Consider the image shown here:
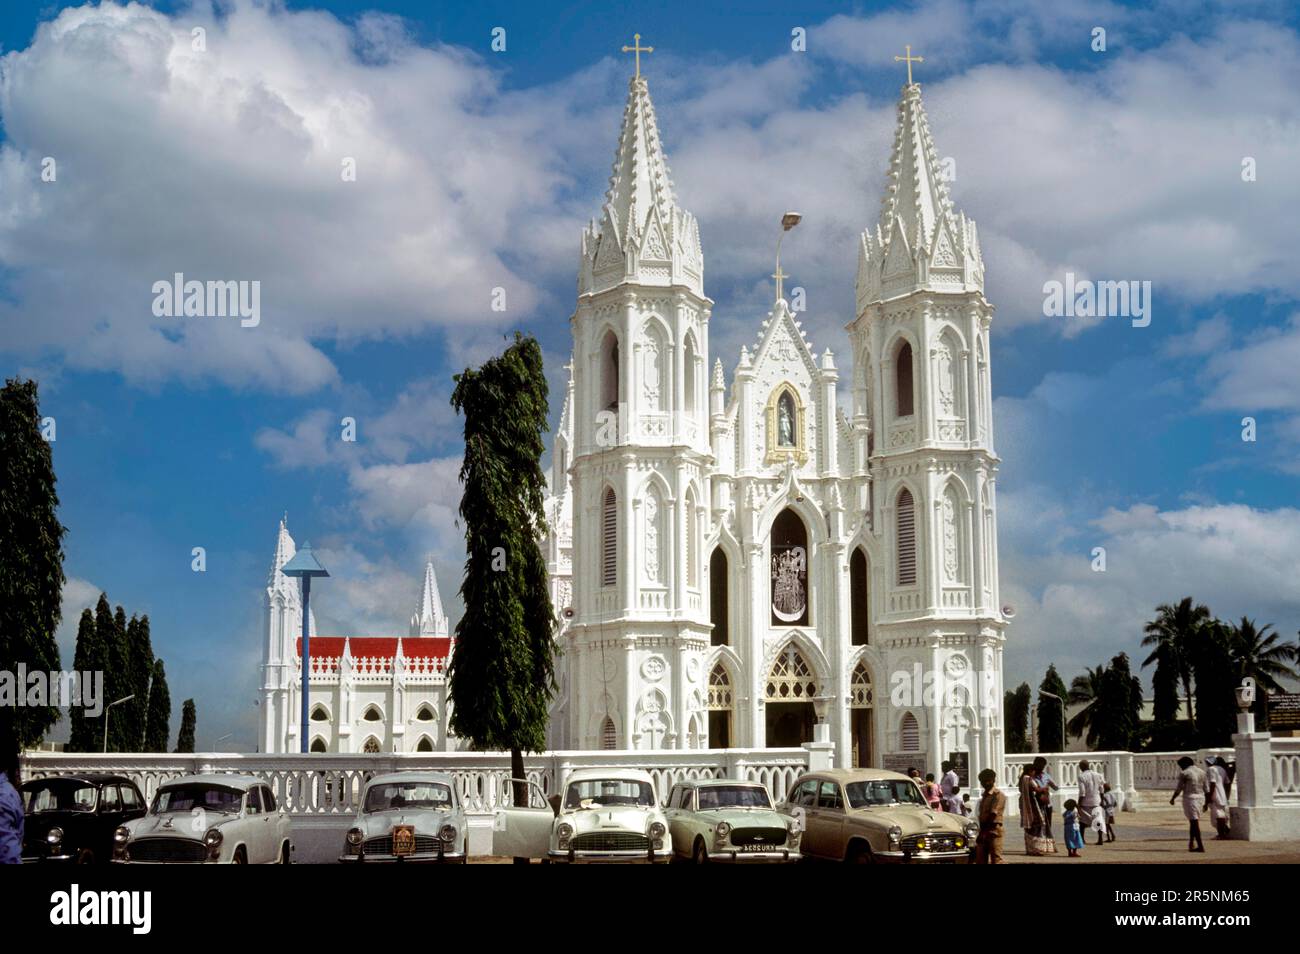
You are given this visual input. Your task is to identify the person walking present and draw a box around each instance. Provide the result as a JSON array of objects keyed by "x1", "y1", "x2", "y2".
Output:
[
  {"x1": 1033, "y1": 760, "x2": 1059, "y2": 840},
  {"x1": 1100, "y1": 783, "x2": 1118, "y2": 842},
  {"x1": 1062, "y1": 799, "x2": 1085, "y2": 857},
  {"x1": 1171, "y1": 756, "x2": 1208, "y2": 853},
  {"x1": 940, "y1": 760, "x2": 962, "y2": 814},
  {"x1": 975, "y1": 768, "x2": 1005, "y2": 864},
  {"x1": 1205, "y1": 757, "x2": 1231, "y2": 839},
  {"x1": 1076, "y1": 760, "x2": 1106, "y2": 846}
]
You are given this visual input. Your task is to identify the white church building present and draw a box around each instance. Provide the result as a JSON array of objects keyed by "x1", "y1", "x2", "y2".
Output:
[
  {"x1": 259, "y1": 520, "x2": 455, "y2": 754},
  {"x1": 542, "y1": 65, "x2": 1007, "y2": 784}
]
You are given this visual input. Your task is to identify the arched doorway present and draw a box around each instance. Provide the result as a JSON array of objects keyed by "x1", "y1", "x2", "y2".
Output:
[
  {"x1": 707, "y1": 662, "x2": 733, "y2": 748},
  {"x1": 709, "y1": 548, "x2": 729, "y2": 645},
  {"x1": 764, "y1": 644, "x2": 816, "y2": 747},
  {"x1": 850, "y1": 660, "x2": 874, "y2": 768},
  {"x1": 770, "y1": 509, "x2": 809, "y2": 626}
]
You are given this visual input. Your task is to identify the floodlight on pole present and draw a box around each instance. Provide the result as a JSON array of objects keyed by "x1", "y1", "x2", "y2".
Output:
[
  {"x1": 773, "y1": 211, "x2": 802, "y2": 303},
  {"x1": 280, "y1": 541, "x2": 330, "y2": 754},
  {"x1": 103, "y1": 694, "x2": 134, "y2": 754},
  {"x1": 1039, "y1": 690, "x2": 1067, "y2": 752}
]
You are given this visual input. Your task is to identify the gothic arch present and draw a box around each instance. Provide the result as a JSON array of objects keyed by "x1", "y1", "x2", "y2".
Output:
[
  {"x1": 769, "y1": 507, "x2": 811, "y2": 626},
  {"x1": 706, "y1": 660, "x2": 735, "y2": 710},
  {"x1": 310, "y1": 736, "x2": 328, "y2": 753},
  {"x1": 685, "y1": 484, "x2": 700, "y2": 590},
  {"x1": 360, "y1": 704, "x2": 384, "y2": 723},
  {"x1": 764, "y1": 641, "x2": 820, "y2": 701},
  {"x1": 639, "y1": 317, "x2": 670, "y2": 413},
  {"x1": 764, "y1": 381, "x2": 808, "y2": 465},
  {"x1": 414, "y1": 735, "x2": 435, "y2": 752},
  {"x1": 596, "y1": 326, "x2": 621, "y2": 412},
  {"x1": 413, "y1": 703, "x2": 436, "y2": 722},
  {"x1": 309, "y1": 703, "x2": 331, "y2": 722},
  {"x1": 362, "y1": 735, "x2": 382, "y2": 753},
  {"x1": 634, "y1": 687, "x2": 674, "y2": 748},
  {"x1": 640, "y1": 480, "x2": 667, "y2": 586},
  {"x1": 934, "y1": 325, "x2": 967, "y2": 422},
  {"x1": 600, "y1": 484, "x2": 618, "y2": 587},
  {"x1": 883, "y1": 330, "x2": 920, "y2": 421},
  {"x1": 892, "y1": 482, "x2": 921, "y2": 587},
  {"x1": 754, "y1": 482, "x2": 827, "y2": 550},
  {"x1": 759, "y1": 633, "x2": 831, "y2": 699},
  {"x1": 683, "y1": 329, "x2": 700, "y2": 416},
  {"x1": 589, "y1": 695, "x2": 620, "y2": 748},
  {"x1": 897, "y1": 710, "x2": 923, "y2": 753},
  {"x1": 939, "y1": 478, "x2": 970, "y2": 586}
]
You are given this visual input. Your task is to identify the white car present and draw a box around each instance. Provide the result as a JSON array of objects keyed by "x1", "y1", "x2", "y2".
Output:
[
  {"x1": 493, "y1": 768, "x2": 672, "y2": 863},
  {"x1": 339, "y1": 771, "x2": 468, "y2": 864},
  {"x1": 114, "y1": 774, "x2": 292, "y2": 864}
]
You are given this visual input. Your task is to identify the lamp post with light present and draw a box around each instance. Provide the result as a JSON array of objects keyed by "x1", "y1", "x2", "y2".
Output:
[
  {"x1": 103, "y1": 695, "x2": 134, "y2": 754},
  {"x1": 280, "y1": 541, "x2": 330, "y2": 754}
]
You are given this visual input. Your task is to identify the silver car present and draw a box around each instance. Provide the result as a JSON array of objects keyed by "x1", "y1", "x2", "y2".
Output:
[
  {"x1": 339, "y1": 772, "x2": 468, "y2": 863},
  {"x1": 114, "y1": 774, "x2": 292, "y2": 864}
]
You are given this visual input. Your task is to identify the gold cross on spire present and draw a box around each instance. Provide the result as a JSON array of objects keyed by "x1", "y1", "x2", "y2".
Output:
[
  {"x1": 622, "y1": 33, "x2": 654, "y2": 79},
  {"x1": 894, "y1": 44, "x2": 924, "y2": 85}
]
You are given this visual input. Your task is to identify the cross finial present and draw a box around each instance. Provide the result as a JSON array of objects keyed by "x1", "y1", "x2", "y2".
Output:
[
  {"x1": 772, "y1": 265, "x2": 788, "y2": 303},
  {"x1": 894, "y1": 44, "x2": 924, "y2": 85},
  {"x1": 622, "y1": 32, "x2": 654, "y2": 79}
]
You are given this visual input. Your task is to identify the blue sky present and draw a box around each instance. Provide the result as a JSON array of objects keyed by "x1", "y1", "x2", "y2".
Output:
[{"x1": 1, "y1": 0, "x2": 1298, "y2": 749}]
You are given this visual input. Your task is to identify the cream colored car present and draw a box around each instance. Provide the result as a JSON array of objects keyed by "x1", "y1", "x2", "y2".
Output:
[{"x1": 778, "y1": 769, "x2": 978, "y2": 863}]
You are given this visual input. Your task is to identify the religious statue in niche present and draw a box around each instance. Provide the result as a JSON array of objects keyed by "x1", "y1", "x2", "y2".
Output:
[
  {"x1": 777, "y1": 391, "x2": 796, "y2": 447},
  {"x1": 771, "y1": 545, "x2": 807, "y2": 623}
]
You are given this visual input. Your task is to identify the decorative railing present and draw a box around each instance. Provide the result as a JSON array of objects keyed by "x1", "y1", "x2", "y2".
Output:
[
  {"x1": 1274, "y1": 739, "x2": 1300, "y2": 802},
  {"x1": 21, "y1": 748, "x2": 811, "y2": 817}
]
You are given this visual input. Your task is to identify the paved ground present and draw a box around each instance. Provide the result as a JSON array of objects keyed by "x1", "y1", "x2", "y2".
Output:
[{"x1": 1003, "y1": 808, "x2": 1300, "y2": 864}]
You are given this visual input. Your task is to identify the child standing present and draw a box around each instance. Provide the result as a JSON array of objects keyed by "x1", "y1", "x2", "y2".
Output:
[
  {"x1": 1062, "y1": 798, "x2": 1085, "y2": 857},
  {"x1": 1101, "y1": 783, "x2": 1118, "y2": 842}
]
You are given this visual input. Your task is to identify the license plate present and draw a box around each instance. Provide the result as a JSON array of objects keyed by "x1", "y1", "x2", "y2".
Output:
[
  {"x1": 739, "y1": 844, "x2": 771, "y2": 852},
  {"x1": 392, "y1": 825, "x2": 416, "y2": 856}
]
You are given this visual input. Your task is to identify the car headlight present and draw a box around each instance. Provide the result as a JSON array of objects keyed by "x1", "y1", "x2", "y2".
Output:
[
  {"x1": 204, "y1": 828, "x2": 223, "y2": 858},
  {"x1": 965, "y1": 823, "x2": 980, "y2": 841},
  {"x1": 439, "y1": 824, "x2": 457, "y2": 844},
  {"x1": 649, "y1": 821, "x2": 666, "y2": 839},
  {"x1": 47, "y1": 827, "x2": 64, "y2": 845},
  {"x1": 888, "y1": 825, "x2": 903, "y2": 846},
  {"x1": 346, "y1": 828, "x2": 364, "y2": 846},
  {"x1": 713, "y1": 821, "x2": 731, "y2": 841},
  {"x1": 114, "y1": 826, "x2": 130, "y2": 845}
]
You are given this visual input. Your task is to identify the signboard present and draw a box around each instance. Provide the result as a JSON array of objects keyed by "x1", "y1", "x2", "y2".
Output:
[
  {"x1": 947, "y1": 751, "x2": 970, "y2": 788},
  {"x1": 1268, "y1": 692, "x2": 1300, "y2": 732},
  {"x1": 882, "y1": 753, "x2": 923, "y2": 776}
]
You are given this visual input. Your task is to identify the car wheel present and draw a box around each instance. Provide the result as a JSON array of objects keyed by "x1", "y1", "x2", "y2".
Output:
[
  {"x1": 76, "y1": 849, "x2": 95, "y2": 864},
  {"x1": 232, "y1": 848, "x2": 247, "y2": 865},
  {"x1": 846, "y1": 841, "x2": 874, "y2": 864},
  {"x1": 692, "y1": 838, "x2": 709, "y2": 864}
]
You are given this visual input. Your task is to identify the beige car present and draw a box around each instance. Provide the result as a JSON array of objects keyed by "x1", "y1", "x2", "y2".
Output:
[{"x1": 778, "y1": 769, "x2": 978, "y2": 863}]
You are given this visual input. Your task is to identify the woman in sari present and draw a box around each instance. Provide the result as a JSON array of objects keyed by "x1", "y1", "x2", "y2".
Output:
[{"x1": 1019, "y1": 758, "x2": 1047, "y2": 853}]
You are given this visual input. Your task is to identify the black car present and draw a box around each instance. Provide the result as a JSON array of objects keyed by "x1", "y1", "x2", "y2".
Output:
[{"x1": 21, "y1": 775, "x2": 148, "y2": 863}]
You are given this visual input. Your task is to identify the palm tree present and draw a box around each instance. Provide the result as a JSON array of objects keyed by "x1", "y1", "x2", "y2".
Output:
[
  {"x1": 1142, "y1": 597, "x2": 1210, "y2": 726},
  {"x1": 1067, "y1": 665, "x2": 1105, "y2": 747},
  {"x1": 1227, "y1": 618, "x2": 1300, "y2": 725}
]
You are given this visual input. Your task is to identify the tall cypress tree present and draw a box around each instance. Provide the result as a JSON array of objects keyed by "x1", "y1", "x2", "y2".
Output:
[
  {"x1": 448, "y1": 333, "x2": 556, "y2": 829},
  {"x1": 1192, "y1": 621, "x2": 1238, "y2": 747},
  {"x1": 105, "y1": 604, "x2": 133, "y2": 751},
  {"x1": 175, "y1": 698, "x2": 196, "y2": 753},
  {"x1": 89, "y1": 594, "x2": 117, "y2": 751},
  {"x1": 1095, "y1": 652, "x2": 1143, "y2": 751},
  {"x1": 126, "y1": 614, "x2": 155, "y2": 751},
  {"x1": 0, "y1": 378, "x2": 66, "y2": 751},
  {"x1": 1003, "y1": 682, "x2": 1032, "y2": 753},
  {"x1": 1037, "y1": 665, "x2": 1069, "y2": 752},
  {"x1": 67, "y1": 609, "x2": 98, "y2": 752},
  {"x1": 144, "y1": 659, "x2": 171, "y2": 753}
]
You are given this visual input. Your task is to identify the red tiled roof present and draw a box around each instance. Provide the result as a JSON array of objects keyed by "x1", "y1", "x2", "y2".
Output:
[{"x1": 296, "y1": 636, "x2": 451, "y2": 660}]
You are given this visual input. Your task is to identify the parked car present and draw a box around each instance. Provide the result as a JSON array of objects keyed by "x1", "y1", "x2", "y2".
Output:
[
  {"x1": 21, "y1": 775, "x2": 148, "y2": 864},
  {"x1": 339, "y1": 771, "x2": 468, "y2": 863},
  {"x1": 113, "y1": 774, "x2": 292, "y2": 864},
  {"x1": 493, "y1": 768, "x2": 672, "y2": 863},
  {"x1": 665, "y1": 778, "x2": 801, "y2": 863},
  {"x1": 778, "y1": 769, "x2": 978, "y2": 863}
]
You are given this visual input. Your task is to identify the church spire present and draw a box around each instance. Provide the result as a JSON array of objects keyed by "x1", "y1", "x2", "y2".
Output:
[
  {"x1": 411, "y1": 560, "x2": 448, "y2": 639},
  {"x1": 579, "y1": 45, "x2": 703, "y2": 297},
  {"x1": 856, "y1": 81, "x2": 984, "y2": 310}
]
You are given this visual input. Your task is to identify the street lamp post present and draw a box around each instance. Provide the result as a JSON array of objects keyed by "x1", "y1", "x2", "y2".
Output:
[
  {"x1": 280, "y1": 541, "x2": 330, "y2": 754},
  {"x1": 103, "y1": 695, "x2": 134, "y2": 754},
  {"x1": 1039, "y1": 690, "x2": 1067, "y2": 753},
  {"x1": 772, "y1": 211, "x2": 802, "y2": 301}
]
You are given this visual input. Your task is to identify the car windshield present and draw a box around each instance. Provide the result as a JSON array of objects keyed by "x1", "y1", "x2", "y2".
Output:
[
  {"x1": 845, "y1": 779, "x2": 928, "y2": 808},
  {"x1": 152, "y1": 784, "x2": 243, "y2": 815},
  {"x1": 364, "y1": 782, "x2": 453, "y2": 813},
  {"x1": 697, "y1": 786, "x2": 772, "y2": 810},
  {"x1": 22, "y1": 780, "x2": 98, "y2": 813},
  {"x1": 564, "y1": 779, "x2": 655, "y2": 809}
]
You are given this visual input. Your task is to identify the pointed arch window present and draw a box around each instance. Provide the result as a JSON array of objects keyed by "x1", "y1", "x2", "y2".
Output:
[
  {"x1": 850, "y1": 548, "x2": 870, "y2": 645},
  {"x1": 600, "y1": 331, "x2": 619, "y2": 413},
  {"x1": 684, "y1": 334, "x2": 698, "y2": 416},
  {"x1": 310, "y1": 704, "x2": 330, "y2": 722},
  {"x1": 895, "y1": 340, "x2": 914, "y2": 417},
  {"x1": 770, "y1": 508, "x2": 809, "y2": 626},
  {"x1": 709, "y1": 548, "x2": 729, "y2": 646},
  {"x1": 362, "y1": 705, "x2": 383, "y2": 722},
  {"x1": 362, "y1": 736, "x2": 381, "y2": 754},
  {"x1": 310, "y1": 737, "x2": 327, "y2": 753},
  {"x1": 685, "y1": 488, "x2": 698, "y2": 589},
  {"x1": 415, "y1": 736, "x2": 434, "y2": 752},
  {"x1": 601, "y1": 487, "x2": 618, "y2": 587},
  {"x1": 850, "y1": 661, "x2": 874, "y2": 708},
  {"x1": 415, "y1": 704, "x2": 435, "y2": 722},
  {"x1": 707, "y1": 663, "x2": 733, "y2": 749},
  {"x1": 766, "y1": 645, "x2": 817, "y2": 700},
  {"x1": 899, "y1": 712, "x2": 920, "y2": 752},
  {"x1": 896, "y1": 488, "x2": 917, "y2": 586},
  {"x1": 601, "y1": 717, "x2": 617, "y2": 750}
]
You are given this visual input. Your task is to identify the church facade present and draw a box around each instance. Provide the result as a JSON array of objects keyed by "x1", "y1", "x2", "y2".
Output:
[
  {"x1": 542, "y1": 67, "x2": 1007, "y2": 784},
  {"x1": 259, "y1": 520, "x2": 455, "y2": 754}
]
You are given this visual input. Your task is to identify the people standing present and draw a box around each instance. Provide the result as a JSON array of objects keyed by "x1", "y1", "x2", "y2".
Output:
[
  {"x1": 1076, "y1": 759, "x2": 1106, "y2": 846},
  {"x1": 940, "y1": 760, "x2": 962, "y2": 813},
  {"x1": 1033, "y1": 760, "x2": 1059, "y2": 840},
  {"x1": 1170, "y1": 755, "x2": 1208, "y2": 853},
  {"x1": 1019, "y1": 759, "x2": 1048, "y2": 854},
  {"x1": 1100, "y1": 783, "x2": 1118, "y2": 842},
  {"x1": 1062, "y1": 799, "x2": 1084, "y2": 857},
  {"x1": 0, "y1": 732, "x2": 22, "y2": 865},
  {"x1": 922, "y1": 773, "x2": 943, "y2": 811},
  {"x1": 1205, "y1": 757, "x2": 1231, "y2": 839},
  {"x1": 975, "y1": 768, "x2": 1005, "y2": 864}
]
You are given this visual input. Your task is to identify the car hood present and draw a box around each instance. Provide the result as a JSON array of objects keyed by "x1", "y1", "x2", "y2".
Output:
[
  {"x1": 356, "y1": 809, "x2": 454, "y2": 836},
  {"x1": 848, "y1": 805, "x2": 970, "y2": 833},
  {"x1": 697, "y1": 808, "x2": 789, "y2": 828},
  {"x1": 126, "y1": 812, "x2": 239, "y2": 839},
  {"x1": 564, "y1": 805, "x2": 662, "y2": 835}
]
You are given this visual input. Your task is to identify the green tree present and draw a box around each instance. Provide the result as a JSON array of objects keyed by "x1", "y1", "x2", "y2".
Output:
[
  {"x1": 1226, "y1": 617, "x2": 1299, "y2": 729},
  {"x1": 1142, "y1": 597, "x2": 1210, "y2": 727},
  {"x1": 0, "y1": 378, "x2": 67, "y2": 751},
  {"x1": 1067, "y1": 665, "x2": 1106, "y2": 748},
  {"x1": 1095, "y1": 652, "x2": 1143, "y2": 751},
  {"x1": 1037, "y1": 665, "x2": 1069, "y2": 752},
  {"x1": 84, "y1": 594, "x2": 118, "y2": 751},
  {"x1": 1004, "y1": 683, "x2": 1032, "y2": 753},
  {"x1": 447, "y1": 333, "x2": 556, "y2": 829},
  {"x1": 1191, "y1": 621, "x2": 1238, "y2": 747},
  {"x1": 144, "y1": 660, "x2": 171, "y2": 753},
  {"x1": 107, "y1": 605, "x2": 134, "y2": 751},
  {"x1": 175, "y1": 698, "x2": 196, "y2": 753},
  {"x1": 126, "y1": 614, "x2": 155, "y2": 751},
  {"x1": 67, "y1": 609, "x2": 99, "y2": 752},
  {"x1": 1148, "y1": 641, "x2": 1183, "y2": 748}
]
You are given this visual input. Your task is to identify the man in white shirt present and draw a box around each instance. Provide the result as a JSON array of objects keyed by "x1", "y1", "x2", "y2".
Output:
[
  {"x1": 940, "y1": 760, "x2": 962, "y2": 813},
  {"x1": 1076, "y1": 759, "x2": 1107, "y2": 846}
]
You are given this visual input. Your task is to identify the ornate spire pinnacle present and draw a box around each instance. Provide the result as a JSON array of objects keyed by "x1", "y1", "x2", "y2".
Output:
[
  {"x1": 579, "y1": 57, "x2": 703, "y2": 296},
  {"x1": 856, "y1": 81, "x2": 984, "y2": 311},
  {"x1": 269, "y1": 517, "x2": 296, "y2": 591},
  {"x1": 411, "y1": 560, "x2": 448, "y2": 638}
]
